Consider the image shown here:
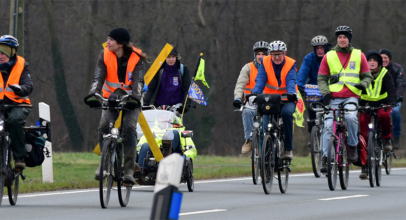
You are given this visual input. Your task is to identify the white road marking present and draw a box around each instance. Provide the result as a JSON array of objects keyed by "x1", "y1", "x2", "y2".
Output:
[
  {"x1": 179, "y1": 209, "x2": 227, "y2": 216},
  {"x1": 318, "y1": 194, "x2": 369, "y2": 201}
]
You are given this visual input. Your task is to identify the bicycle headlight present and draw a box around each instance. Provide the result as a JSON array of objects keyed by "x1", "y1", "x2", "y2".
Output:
[
  {"x1": 268, "y1": 123, "x2": 272, "y2": 128},
  {"x1": 253, "y1": 122, "x2": 259, "y2": 128},
  {"x1": 111, "y1": 128, "x2": 119, "y2": 135},
  {"x1": 0, "y1": 125, "x2": 3, "y2": 131},
  {"x1": 368, "y1": 123, "x2": 373, "y2": 129}
]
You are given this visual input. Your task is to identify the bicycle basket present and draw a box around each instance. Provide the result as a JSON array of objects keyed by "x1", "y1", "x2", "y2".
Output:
[{"x1": 256, "y1": 94, "x2": 281, "y2": 115}]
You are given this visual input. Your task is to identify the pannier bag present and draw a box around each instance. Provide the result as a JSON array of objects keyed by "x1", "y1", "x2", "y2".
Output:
[
  {"x1": 256, "y1": 94, "x2": 281, "y2": 115},
  {"x1": 25, "y1": 130, "x2": 50, "y2": 167}
]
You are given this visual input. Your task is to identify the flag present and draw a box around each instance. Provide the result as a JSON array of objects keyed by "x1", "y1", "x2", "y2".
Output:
[
  {"x1": 194, "y1": 58, "x2": 209, "y2": 88},
  {"x1": 293, "y1": 92, "x2": 306, "y2": 127},
  {"x1": 188, "y1": 82, "x2": 207, "y2": 106}
]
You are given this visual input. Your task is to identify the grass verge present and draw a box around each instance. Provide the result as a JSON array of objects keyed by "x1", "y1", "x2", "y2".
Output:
[{"x1": 7, "y1": 152, "x2": 406, "y2": 194}]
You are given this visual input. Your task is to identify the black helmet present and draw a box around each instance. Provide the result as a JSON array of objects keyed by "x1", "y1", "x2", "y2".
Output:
[
  {"x1": 335, "y1": 25, "x2": 352, "y2": 37},
  {"x1": 366, "y1": 50, "x2": 383, "y2": 66},
  {"x1": 0, "y1": 35, "x2": 19, "y2": 52}
]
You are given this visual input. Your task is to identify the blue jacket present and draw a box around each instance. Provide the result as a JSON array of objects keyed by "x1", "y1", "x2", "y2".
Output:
[
  {"x1": 252, "y1": 58, "x2": 297, "y2": 94},
  {"x1": 297, "y1": 52, "x2": 321, "y2": 88}
]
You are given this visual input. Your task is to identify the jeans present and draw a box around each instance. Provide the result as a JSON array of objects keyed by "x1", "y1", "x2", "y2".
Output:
[
  {"x1": 5, "y1": 107, "x2": 31, "y2": 159},
  {"x1": 137, "y1": 130, "x2": 182, "y2": 170},
  {"x1": 242, "y1": 108, "x2": 256, "y2": 140},
  {"x1": 392, "y1": 102, "x2": 401, "y2": 137},
  {"x1": 263, "y1": 102, "x2": 296, "y2": 151},
  {"x1": 322, "y1": 97, "x2": 358, "y2": 157}
]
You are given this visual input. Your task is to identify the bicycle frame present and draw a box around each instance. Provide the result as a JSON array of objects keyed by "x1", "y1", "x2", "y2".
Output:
[{"x1": 331, "y1": 107, "x2": 350, "y2": 168}]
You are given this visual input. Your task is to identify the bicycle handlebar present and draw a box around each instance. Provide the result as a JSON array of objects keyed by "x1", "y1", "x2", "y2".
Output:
[
  {"x1": 0, "y1": 103, "x2": 32, "y2": 110},
  {"x1": 358, "y1": 103, "x2": 395, "y2": 112}
]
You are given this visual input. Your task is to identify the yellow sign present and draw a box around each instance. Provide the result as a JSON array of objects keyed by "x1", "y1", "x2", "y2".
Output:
[
  {"x1": 144, "y1": 43, "x2": 173, "y2": 85},
  {"x1": 138, "y1": 111, "x2": 164, "y2": 161}
]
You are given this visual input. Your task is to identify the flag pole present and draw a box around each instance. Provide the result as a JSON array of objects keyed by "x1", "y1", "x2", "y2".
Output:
[{"x1": 181, "y1": 53, "x2": 203, "y2": 121}]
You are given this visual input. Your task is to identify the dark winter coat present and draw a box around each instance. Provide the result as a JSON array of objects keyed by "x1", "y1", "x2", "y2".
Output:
[{"x1": 385, "y1": 61, "x2": 405, "y2": 99}]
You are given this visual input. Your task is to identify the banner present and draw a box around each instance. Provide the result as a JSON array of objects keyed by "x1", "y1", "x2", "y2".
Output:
[
  {"x1": 293, "y1": 92, "x2": 305, "y2": 127},
  {"x1": 304, "y1": 84, "x2": 323, "y2": 102},
  {"x1": 188, "y1": 82, "x2": 208, "y2": 106},
  {"x1": 194, "y1": 58, "x2": 209, "y2": 88}
]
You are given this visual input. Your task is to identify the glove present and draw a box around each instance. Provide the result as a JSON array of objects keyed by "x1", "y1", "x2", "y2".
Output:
[
  {"x1": 9, "y1": 84, "x2": 22, "y2": 94},
  {"x1": 323, "y1": 94, "x2": 332, "y2": 106},
  {"x1": 287, "y1": 93, "x2": 298, "y2": 102},
  {"x1": 84, "y1": 93, "x2": 101, "y2": 108},
  {"x1": 143, "y1": 84, "x2": 148, "y2": 93},
  {"x1": 397, "y1": 96, "x2": 403, "y2": 103},
  {"x1": 124, "y1": 95, "x2": 140, "y2": 110},
  {"x1": 353, "y1": 83, "x2": 365, "y2": 91},
  {"x1": 233, "y1": 99, "x2": 242, "y2": 108}
]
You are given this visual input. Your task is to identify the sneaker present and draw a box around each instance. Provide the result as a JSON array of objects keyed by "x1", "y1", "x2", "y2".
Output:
[
  {"x1": 384, "y1": 139, "x2": 393, "y2": 152},
  {"x1": 123, "y1": 175, "x2": 135, "y2": 185},
  {"x1": 320, "y1": 156, "x2": 327, "y2": 173},
  {"x1": 284, "y1": 150, "x2": 293, "y2": 160},
  {"x1": 15, "y1": 159, "x2": 26, "y2": 170},
  {"x1": 241, "y1": 140, "x2": 252, "y2": 154},
  {"x1": 359, "y1": 165, "x2": 367, "y2": 179},
  {"x1": 94, "y1": 166, "x2": 101, "y2": 180},
  {"x1": 393, "y1": 136, "x2": 400, "y2": 150},
  {"x1": 348, "y1": 146, "x2": 358, "y2": 163}
]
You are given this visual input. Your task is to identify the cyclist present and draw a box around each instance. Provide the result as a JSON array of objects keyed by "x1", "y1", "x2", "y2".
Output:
[
  {"x1": 358, "y1": 50, "x2": 396, "y2": 178},
  {"x1": 84, "y1": 27, "x2": 147, "y2": 185},
  {"x1": 144, "y1": 46, "x2": 193, "y2": 113},
  {"x1": 297, "y1": 35, "x2": 331, "y2": 141},
  {"x1": 318, "y1": 25, "x2": 372, "y2": 172},
  {"x1": 137, "y1": 112, "x2": 197, "y2": 175},
  {"x1": 379, "y1": 49, "x2": 405, "y2": 150},
  {"x1": 0, "y1": 35, "x2": 33, "y2": 170},
  {"x1": 251, "y1": 40, "x2": 298, "y2": 159},
  {"x1": 233, "y1": 41, "x2": 269, "y2": 153}
]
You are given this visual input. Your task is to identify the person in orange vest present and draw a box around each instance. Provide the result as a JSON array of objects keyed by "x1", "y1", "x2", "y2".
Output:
[
  {"x1": 0, "y1": 35, "x2": 33, "y2": 170},
  {"x1": 251, "y1": 40, "x2": 298, "y2": 159},
  {"x1": 84, "y1": 27, "x2": 148, "y2": 185},
  {"x1": 233, "y1": 41, "x2": 269, "y2": 153}
]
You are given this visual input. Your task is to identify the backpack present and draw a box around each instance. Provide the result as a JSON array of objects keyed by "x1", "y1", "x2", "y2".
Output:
[{"x1": 25, "y1": 130, "x2": 50, "y2": 167}]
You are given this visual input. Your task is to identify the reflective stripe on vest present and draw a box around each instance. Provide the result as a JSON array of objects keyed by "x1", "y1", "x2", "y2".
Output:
[
  {"x1": 0, "y1": 56, "x2": 31, "y2": 104},
  {"x1": 243, "y1": 62, "x2": 258, "y2": 95},
  {"x1": 262, "y1": 55, "x2": 296, "y2": 95},
  {"x1": 361, "y1": 67, "x2": 388, "y2": 101},
  {"x1": 326, "y1": 49, "x2": 362, "y2": 96},
  {"x1": 102, "y1": 47, "x2": 141, "y2": 98}
]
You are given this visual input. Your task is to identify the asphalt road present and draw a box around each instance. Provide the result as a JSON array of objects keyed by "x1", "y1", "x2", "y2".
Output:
[{"x1": 1, "y1": 168, "x2": 405, "y2": 220}]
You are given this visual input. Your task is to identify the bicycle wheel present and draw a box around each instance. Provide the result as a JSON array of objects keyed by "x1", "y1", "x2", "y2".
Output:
[
  {"x1": 310, "y1": 126, "x2": 322, "y2": 178},
  {"x1": 384, "y1": 152, "x2": 392, "y2": 175},
  {"x1": 367, "y1": 132, "x2": 375, "y2": 187},
  {"x1": 0, "y1": 143, "x2": 4, "y2": 206},
  {"x1": 185, "y1": 159, "x2": 194, "y2": 192},
  {"x1": 375, "y1": 143, "x2": 382, "y2": 187},
  {"x1": 327, "y1": 136, "x2": 338, "y2": 191},
  {"x1": 100, "y1": 139, "x2": 113, "y2": 209},
  {"x1": 8, "y1": 151, "x2": 19, "y2": 205},
  {"x1": 117, "y1": 147, "x2": 131, "y2": 207},
  {"x1": 251, "y1": 130, "x2": 260, "y2": 185},
  {"x1": 277, "y1": 139, "x2": 288, "y2": 193},
  {"x1": 260, "y1": 134, "x2": 274, "y2": 194},
  {"x1": 339, "y1": 136, "x2": 349, "y2": 190}
]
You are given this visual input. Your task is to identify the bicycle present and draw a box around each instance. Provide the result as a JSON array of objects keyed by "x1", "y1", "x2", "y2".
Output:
[
  {"x1": 254, "y1": 93, "x2": 294, "y2": 194},
  {"x1": 313, "y1": 102, "x2": 358, "y2": 191},
  {"x1": 93, "y1": 92, "x2": 133, "y2": 209},
  {"x1": 0, "y1": 103, "x2": 50, "y2": 206}
]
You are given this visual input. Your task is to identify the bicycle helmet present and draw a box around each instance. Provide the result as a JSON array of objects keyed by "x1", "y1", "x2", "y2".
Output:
[
  {"x1": 335, "y1": 25, "x2": 352, "y2": 37},
  {"x1": 311, "y1": 35, "x2": 328, "y2": 46},
  {"x1": 0, "y1": 35, "x2": 19, "y2": 50},
  {"x1": 268, "y1": 40, "x2": 287, "y2": 52},
  {"x1": 253, "y1": 41, "x2": 269, "y2": 52}
]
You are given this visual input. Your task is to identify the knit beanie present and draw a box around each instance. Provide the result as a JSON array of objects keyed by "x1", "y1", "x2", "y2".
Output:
[
  {"x1": 108, "y1": 27, "x2": 130, "y2": 44},
  {"x1": 169, "y1": 47, "x2": 179, "y2": 56},
  {"x1": 254, "y1": 49, "x2": 268, "y2": 55},
  {"x1": 379, "y1": 48, "x2": 392, "y2": 61},
  {"x1": 0, "y1": 44, "x2": 15, "y2": 58},
  {"x1": 366, "y1": 50, "x2": 383, "y2": 66},
  {"x1": 336, "y1": 32, "x2": 352, "y2": 43}
]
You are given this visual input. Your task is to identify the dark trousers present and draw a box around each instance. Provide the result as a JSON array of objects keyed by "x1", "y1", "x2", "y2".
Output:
[{"x1": 5, "y1": 107, "x2": 31, "y2": 159}]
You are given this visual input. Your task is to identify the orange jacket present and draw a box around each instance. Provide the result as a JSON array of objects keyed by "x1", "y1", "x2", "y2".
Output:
[
  {"x1": 0, "y1": 55, "x2": 31, "y2": 104},
  {"x1": 262, "y1": 56, "x2": 297, "y2": 96},
  {"x1": 102, "y1": 47, "x2": 141, "y2": 98},
  {"x1": 243, "y1": 62, "x2": 258, "y2": 95}
]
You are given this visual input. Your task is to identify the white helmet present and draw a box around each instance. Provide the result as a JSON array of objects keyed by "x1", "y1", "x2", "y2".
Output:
[
  {"x1": 311, "y1": 35, "x2": 328, "y2": 46},
  {"x1": 268, "y1": 40, "x2": 287, "y2": 52},
  {"x1": 253, "y1": 41, "x2": 269, "y2": 51}
]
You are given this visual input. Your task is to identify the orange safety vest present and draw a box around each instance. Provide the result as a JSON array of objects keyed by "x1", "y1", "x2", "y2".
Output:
[
  {"x1": 243, "y1": 62, "x2": 258, "y2": 95},
  {"x1": 0, "y1": 55, "x2": 31, "y2": 104},
  {"x1": 262, "y1": 55, "x2": 297, "y2": 98},
  {"x1": 102, "y1": 47, "x2": 141, "y2": 98}
]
